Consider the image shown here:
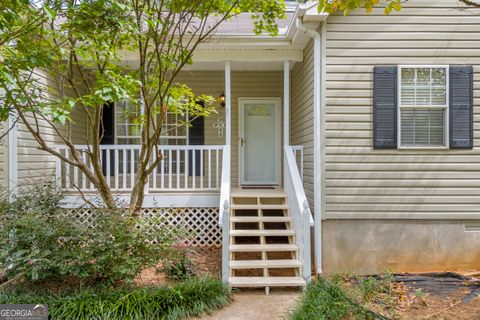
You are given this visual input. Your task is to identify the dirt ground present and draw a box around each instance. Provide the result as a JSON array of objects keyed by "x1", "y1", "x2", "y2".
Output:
[
  {"x1": 341, "y1": 272, "x2": 480, "y2": 320},
  {"x1": 135, "y1": 246, "x2": 221, "y2": 286},
  {"x1": 394, "y1": 274, "x2": 480, "y2": 319}
]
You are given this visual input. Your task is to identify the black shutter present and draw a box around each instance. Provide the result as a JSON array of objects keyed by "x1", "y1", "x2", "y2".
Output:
[
  {"x1": 100, "y1": 102, "x2": 115, "y2": 176},
  {"x1": 188, "y1": 113, "x2": 205, "y2": 177},
  {"x1": 373, "y1": 66, "x2": 397, "y2": 149},
  {"x1": 450, "y1": 65, "x2": 473, "y2": 149}
]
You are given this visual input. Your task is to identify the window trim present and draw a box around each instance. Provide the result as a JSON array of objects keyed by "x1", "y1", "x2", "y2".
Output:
[{"x1": 397, "y1": 65, "x2": 450, "y2": 150}]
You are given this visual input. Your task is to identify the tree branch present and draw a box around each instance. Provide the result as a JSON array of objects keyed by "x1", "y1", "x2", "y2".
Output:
[{"x1": 460, "y1": 0, "x2": 480, "y2": 7}]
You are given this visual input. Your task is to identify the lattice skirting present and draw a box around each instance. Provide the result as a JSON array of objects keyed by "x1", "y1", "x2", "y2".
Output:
[{"x1": 65, "y1": 207, "x2": 221, "y2": 247}]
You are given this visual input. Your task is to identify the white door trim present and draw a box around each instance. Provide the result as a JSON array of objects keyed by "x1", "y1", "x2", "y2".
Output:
[{"x1": 238, "y1": 97, "x2": 282, "y2": 186}]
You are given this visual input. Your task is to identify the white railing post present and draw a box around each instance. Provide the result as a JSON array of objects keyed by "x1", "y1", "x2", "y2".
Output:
[
  {"x1": 218, "y1": 145, "x2": 231, "y2": 225},
  {"x1": 218, "y1": 144, "x2": 231, "y2": 283},
  {"x1": 221, "y1": 199, "x2": 230, "y2": 283},
  {"x1": 302, "y1": 200, "x2": 312, "y2": 280}
]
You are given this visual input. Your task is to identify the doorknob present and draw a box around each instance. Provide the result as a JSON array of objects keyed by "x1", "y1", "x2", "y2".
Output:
[{"x1": 240, "y1": 137, "x2": 245, "y2": 147}]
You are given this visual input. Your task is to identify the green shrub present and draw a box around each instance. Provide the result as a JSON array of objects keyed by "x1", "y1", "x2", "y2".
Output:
[
  {"x1": 0, "y1": 277, "x2": 230, "y2": 320},
  {"x1": 162, "y1": 252, "x2": 196, "y2": 281},
  {"x1": 0, "y1": 182, "x2": 180, "y2": 284}
]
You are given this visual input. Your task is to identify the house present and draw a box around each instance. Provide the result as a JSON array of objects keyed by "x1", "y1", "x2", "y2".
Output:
[{"x1": 1, "y1": 0, "x2": 480, "y2": 291}]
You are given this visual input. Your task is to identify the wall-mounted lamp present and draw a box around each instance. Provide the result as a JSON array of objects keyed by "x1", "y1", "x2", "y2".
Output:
[{"x1": 219, "y1": 92, "x2": 226, "y2": 107}]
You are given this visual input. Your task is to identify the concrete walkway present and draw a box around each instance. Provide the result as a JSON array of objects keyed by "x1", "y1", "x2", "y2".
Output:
[{"x1": 194, "y1": 289, "x2": 301, "y2": 320}]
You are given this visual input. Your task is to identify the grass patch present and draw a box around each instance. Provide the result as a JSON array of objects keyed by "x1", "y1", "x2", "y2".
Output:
[
  {"x1": 289, "y1": 277, "x2": 391, "y2": 320},
  {"x1": 0, "y1": 277, "x2": 230, "y2": 320}
]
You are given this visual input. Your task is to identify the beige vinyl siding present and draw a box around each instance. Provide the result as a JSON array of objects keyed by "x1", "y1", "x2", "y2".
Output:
[
  {"x1": 17, "y1": 69, "x2": 89, "y2": 189},
  {"x1": 325, "y1": 0, "x2": 480, "y2": 219},
  {"x1": 175, "y1": 71, "x2": 284, "y2": 186},
  {"x1": 291, "y1": 40, "x2": 315, "y2": 209}
]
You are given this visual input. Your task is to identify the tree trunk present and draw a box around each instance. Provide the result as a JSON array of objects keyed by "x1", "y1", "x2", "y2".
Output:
[
  {"x1": 129, "y1": 170, "x2": 148, "y2": 213},
  {"x1": 95, "y1": 177, "x2": 117, "y2": 209},
  {"x1": 77, "y1": 162, "x2": 117, "y2": 209}
]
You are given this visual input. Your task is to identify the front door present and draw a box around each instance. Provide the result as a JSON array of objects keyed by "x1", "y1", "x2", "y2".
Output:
[{"x1": 239, "y1": 98, "x2": 281, "y2": 186}]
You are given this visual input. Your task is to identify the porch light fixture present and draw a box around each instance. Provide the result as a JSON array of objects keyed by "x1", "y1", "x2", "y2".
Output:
[{"x1": 219, "y1": 92, "x2": 226, "y2": 107}]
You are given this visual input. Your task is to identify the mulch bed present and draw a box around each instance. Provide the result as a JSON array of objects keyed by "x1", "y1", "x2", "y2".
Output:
[{"x1": 135, "y1": 246, "x2": 221, "y2": 286}]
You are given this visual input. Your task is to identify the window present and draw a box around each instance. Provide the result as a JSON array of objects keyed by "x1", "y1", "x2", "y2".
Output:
[
  {"x1": 398, "y1": 66, "x2": 449, "y2": 148},
  {"x1": 160, "y1": 112, "x2": 187, "y2": 145},
  {"x1": 115, "y1": 101, "x2": 188, "y2": 145},
  {"x1": 115, "y1": 101, "x2": 141, "y2": 144}
]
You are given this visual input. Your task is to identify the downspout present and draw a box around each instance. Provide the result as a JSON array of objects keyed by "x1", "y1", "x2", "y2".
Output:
[
  {"x1": 7, "y1": 110, "x2": 18, "y2": 202},
  {"x1": 296, "y1": 17, "x2": 323, "y2": 275}
]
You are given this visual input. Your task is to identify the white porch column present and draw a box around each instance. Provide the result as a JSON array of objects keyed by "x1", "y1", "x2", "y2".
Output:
[
  {"x1": 8, "y1": 110, "x2": 18, "y2": 202},
  {"x1": 283, "y1": 60, "x2": 290, "y2": 147},
  {"x1": 225, "y1": 61, "x2": 231, "y2": 147}
]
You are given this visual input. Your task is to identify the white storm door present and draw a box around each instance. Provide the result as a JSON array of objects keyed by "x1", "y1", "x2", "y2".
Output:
[{"x1": 239, "y1": 98, "x2": 281, "y2": 185}]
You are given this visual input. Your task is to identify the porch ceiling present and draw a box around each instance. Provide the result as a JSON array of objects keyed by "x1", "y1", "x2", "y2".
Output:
[
  {"x1": 182, "y1": 60, "x2": 295, "y2": 71},
  {"x1": 192, "y1": 48, "x2": 302, "y2": 63}
]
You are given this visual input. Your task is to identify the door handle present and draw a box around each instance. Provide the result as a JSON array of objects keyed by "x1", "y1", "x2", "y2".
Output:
[{"x1": 241, "y1": 137, "x2": 245, "y2": 147}]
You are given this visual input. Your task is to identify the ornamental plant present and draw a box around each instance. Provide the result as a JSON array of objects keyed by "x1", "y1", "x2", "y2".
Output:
[{"x1": 0, "y1": 181, "x2": 179, "y2": 284}]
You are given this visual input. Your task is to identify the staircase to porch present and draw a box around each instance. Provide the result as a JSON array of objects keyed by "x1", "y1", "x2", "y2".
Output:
[
  {"x1": 227, "y1": 189, "x2": 306, "y2": 293},
  {"x1": 219, "y1": 145, "x2": 312, "y2": 293}
]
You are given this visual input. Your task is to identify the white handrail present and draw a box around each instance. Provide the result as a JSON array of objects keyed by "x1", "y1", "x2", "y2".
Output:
[
  {"x1": 221, "y1": 199, "x2": 230, "y2": 283},
  {"x1": 55, "y1": 144, "x2": 224, "y2": 192},
  {"x1": 284, "y1": 145, "x2": 312, "y2": 282},
  {"x1": 218, "y1": 145, "x2": 231, "y2": 226},
  {"x1": 218, "y1": 145, "x2": 231, "y2": 284},
  {"x1": 291, "y1": 145, "x2": 304, "y2": 182}
]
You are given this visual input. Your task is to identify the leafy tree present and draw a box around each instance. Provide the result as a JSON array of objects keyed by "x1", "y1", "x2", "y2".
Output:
[
  {"x1": 0, "y1": 0, "x2": 285, "y2": 211},
  {"x1": 0, "y1": 1, "x2": 47, "y2": 46},
  {"x1": 318, "y1": 0, "x2": 403, "y2": 15},
  {"x1": 318, "y1": 0, "x2": 480, "y2": 15}
]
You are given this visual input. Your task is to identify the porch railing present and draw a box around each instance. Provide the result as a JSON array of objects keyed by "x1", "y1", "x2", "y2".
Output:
[
  {"x1": 291, "y1": 145, "x2": 304, "y2": 182},
  {"x1": 55, "y1": 145, "x2": 224, "y2": 193},
  {"x1": 284, "y1": 145, "x2": 312, "y2": 281}
]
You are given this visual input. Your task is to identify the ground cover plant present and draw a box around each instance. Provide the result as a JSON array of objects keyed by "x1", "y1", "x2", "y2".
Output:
[
  {"x1": 0, "y1": 277, "x2": 229, "y2": 320},
  {"x1": 289, "y1": 276, "x2": 391, "y2": 320}
]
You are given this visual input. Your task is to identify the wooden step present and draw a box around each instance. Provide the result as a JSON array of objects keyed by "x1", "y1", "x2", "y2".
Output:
[
  {"x1": 230, "y1": 229, "x2": 295, "y2": 237},
  {"x1": 230, "y1": 259, "x2": 302, "y2": 269},
  {"x1": 231, "y1": 216, "x2": 292, "y2": 223},
  {"x1": 231, "y1": 190, "x2": 286, "y2": 198},
  {"x1": 229, "y1": 276, "x2": 306, "y2": 287},
  {"x1": 231, "y1": 204, "x2": 289, "y2": 210},
  {"x1": 229, "y1": 244, "x2": 298, "y2": 252}
]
